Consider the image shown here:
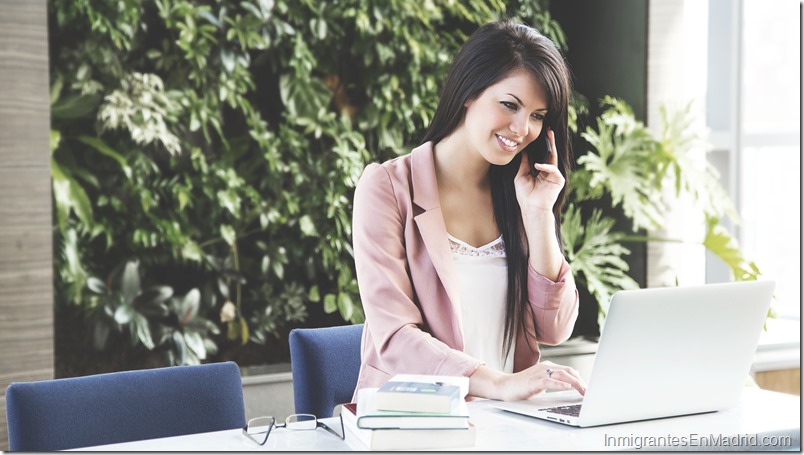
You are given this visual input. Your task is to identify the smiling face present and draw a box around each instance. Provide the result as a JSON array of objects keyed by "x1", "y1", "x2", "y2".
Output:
[{"x1": 459, "y1": 70, "x2": 548, "y2": 166}]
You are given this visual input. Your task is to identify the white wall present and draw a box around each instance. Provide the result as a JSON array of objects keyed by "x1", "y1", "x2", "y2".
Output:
[{"x1": 646, "y1": 0, "x2": 711, "y2": 287}]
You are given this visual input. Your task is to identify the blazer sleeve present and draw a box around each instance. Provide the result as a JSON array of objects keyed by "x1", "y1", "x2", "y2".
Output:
[
  {"x1": 352, "y1": 163, "x2": 482, "y2": 377},
  {"x1": 527, "y1": 259, "x2": 579, "y2": 345}
]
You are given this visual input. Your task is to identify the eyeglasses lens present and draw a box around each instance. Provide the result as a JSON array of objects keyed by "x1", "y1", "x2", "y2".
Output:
[{"x1": 285, "y1": 414, "x2": 318, "y2": 430}]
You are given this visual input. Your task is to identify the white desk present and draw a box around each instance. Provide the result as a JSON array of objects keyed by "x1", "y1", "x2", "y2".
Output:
[{"x1": 75, "y1": 387, "x2": 800, "y2": 451}]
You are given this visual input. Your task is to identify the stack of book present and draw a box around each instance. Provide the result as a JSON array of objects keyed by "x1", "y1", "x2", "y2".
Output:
[{"x1": 340, "y1": 374, "x2": 476, "y2": 450}]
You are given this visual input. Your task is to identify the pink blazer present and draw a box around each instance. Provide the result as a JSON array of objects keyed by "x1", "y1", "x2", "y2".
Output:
[{"x1": 351, "y1": 142, "x2": 579, "y2": 396}]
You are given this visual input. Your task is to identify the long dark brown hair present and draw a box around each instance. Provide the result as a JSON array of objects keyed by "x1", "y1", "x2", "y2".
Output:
[{"x1": 421, "y1": 19, "x2": 573, "y2": 361}]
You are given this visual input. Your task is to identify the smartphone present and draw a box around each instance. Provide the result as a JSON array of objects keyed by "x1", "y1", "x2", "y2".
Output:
[{"x1": 526, "y1": 134, "x2": 551, "y2": 176}]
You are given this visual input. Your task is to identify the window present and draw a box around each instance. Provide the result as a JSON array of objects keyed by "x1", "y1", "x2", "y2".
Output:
[
  {"x1": 703, "y1": 0, "x2": 800, "y2": 323},
  {"x1": 737, "y1": 0, "x2": 800, "y2": 320}
]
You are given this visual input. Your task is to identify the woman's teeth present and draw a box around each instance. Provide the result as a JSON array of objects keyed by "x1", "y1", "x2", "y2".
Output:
[{"x1": 498, "y1": 135, "x2": 517, "y2": 148}]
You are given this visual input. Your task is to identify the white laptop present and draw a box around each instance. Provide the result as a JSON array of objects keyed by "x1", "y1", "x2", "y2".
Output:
[{"x1": 494, "y1": 280, "x2": 775, "y2": 427}]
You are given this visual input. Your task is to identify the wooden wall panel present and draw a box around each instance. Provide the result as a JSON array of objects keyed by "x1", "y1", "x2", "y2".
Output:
[
  {"x1": 0, "y1": 0, "x2": 54, "y2": 450},
  {"x1": 755, "y1": 369, "x2": 801, "y2": 396}
]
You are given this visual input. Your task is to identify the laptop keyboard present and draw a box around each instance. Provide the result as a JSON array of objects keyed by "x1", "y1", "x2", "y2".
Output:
[{"x1": 540, "y1": 404, "x2": 582, "y2": 417}]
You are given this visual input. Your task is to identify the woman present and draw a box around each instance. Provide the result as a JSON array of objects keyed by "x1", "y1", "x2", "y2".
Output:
[{"x1": 352, "y1": 19, "x2": 586, "y2": 401}]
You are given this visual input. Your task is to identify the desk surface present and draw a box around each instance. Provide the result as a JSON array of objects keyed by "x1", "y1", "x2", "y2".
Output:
[{"x1": 74, "y1": 387, "x2": 800, "y2": 451}]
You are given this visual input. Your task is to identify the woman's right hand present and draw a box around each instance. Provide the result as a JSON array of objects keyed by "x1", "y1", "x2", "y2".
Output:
[{"x1": 469, "y1": 361, "x2": 586, "y2": 401}]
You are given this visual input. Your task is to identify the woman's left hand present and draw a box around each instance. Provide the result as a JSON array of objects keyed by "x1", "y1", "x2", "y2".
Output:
[{"x1": 514, "y1": 128, "x2": 565, "y2": 217}]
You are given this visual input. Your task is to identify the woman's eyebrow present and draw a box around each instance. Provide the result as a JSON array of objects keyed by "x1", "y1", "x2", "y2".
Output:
[
  {"x1": 505, "y1": 93, "x2": 548, "y2": 111},
  {"x1": 506, "y1": 93, "x2": 525, "y2": 105}
]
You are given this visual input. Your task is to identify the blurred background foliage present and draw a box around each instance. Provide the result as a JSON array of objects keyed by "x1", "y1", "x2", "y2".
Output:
[{"x1": 49, "y1": 0, "x2": 759, "y2": 375}]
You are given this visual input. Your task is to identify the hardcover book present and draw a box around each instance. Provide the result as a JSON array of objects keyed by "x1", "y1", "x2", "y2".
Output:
[
  {"x1": 341, "y1": 402, "x2": 476, "y2": 451},
  {"x1": 356, "y1": 387, "x2": 470, "y2": 430}
]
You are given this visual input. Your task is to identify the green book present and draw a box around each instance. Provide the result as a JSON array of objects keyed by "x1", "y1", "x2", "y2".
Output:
[{"x1": 375, "y1": 381, "x2": 462, "y2": 414}]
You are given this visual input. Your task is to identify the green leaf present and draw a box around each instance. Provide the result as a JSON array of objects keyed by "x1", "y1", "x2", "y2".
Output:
[
  {"x1": 220, "y1": 49, "x2": 235, "y2": 73},
  {"x1": 50, "y1": 130, "x2": 61, "y2": 152},
  {"x1": 338, "y1": 292, "x2": 354, "y2": 321},
  {"x1": 239, "y1": 317, "x2": 249, "y2": 345},
  {"x1": 198, "y1": 10, "x2": 222, "y2": 28},
  {"x1": 77, "y1": 136, "x2": 132, "y2": 179},
  {"x1": 181, "y1": 241, "x2": 204, "y2": 262},
  {"x1": 240, "y1": 1, "x2": 264, "y2": 20},
  {"x1": 50, "y1": 73, "x2": 64, "y2": 105},
  {"x1": 258, "y1": 0, "x2": 275, "y2": 18},
  {"x1": 86, "y1": 277, "x2": 107, "y2": 294},
  {"x1": 299, "y1": 214, "x2": 316, "y2": 236},
  {"x1": 135, "y1": 286, "x2": 174, "y2": 305},
  {"x1": 51, "y1": 174, "x2": 71, "y2": 233},
  {"x1": 311, "y1": 17, "x2": 327, "y2": 40},
  {"x1": 51, "y1": 92, "x2": 102, "y2": 119},
  {"x1": 658, "y1": 103, "x2": 737, "y2": 221},
  {"x1": 217, "y1": 190, "x2": 241, "y2": 216},
  {"x1": 323, "y1": 293, "x2": 337, "y2": 314},
  {"x1": 220, "y1": 224, "x2": 237, "y2": 246},
  {"x1": 177, "y1": 189, "x2": 191, "y2": 210},
  {"x1": 52, "y1": 158, "x2": 94, "y2": 230},
  {"x1": 272, "y1": 261, "x2": 283, "y2": 280},
  {"x1": 184, "y1": 331, "x2": 206, "y2": 359},
  {"x1": 702, "y1": 216, "x2": 761, "y2": 282},
  {"x1": 226, "y1": 320, "x2": 239, "y2": 341},
  {"x1": 308, "y1": 285, "x2": 320, "y2": 302},
  {"x1": 132, "y1": 312, "x2": 155, "y2": 350},
  {"x1": 278, "y1": 72, "x2": 332, "y2": 120},
  {"x1": 218, "y1": 278, "x2": 230, "y2": 299},
  {"x1": 68, "y1": 179, "x2": 94, "y2": 226},
  {"x1": 179, "y1": 289, "x2": 201, "y2": 324},
  {"x1": 138, "y1": 302, "x2": 170, "y2": 318},
  {"x1": 121, "y1": 261, "x2": 141, "y2": 303},
  {"x1": 114, "y1": 304, "x2": 134, "y2": 325}
]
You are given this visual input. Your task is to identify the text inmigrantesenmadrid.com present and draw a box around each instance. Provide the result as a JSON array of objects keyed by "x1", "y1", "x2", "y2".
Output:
[{"x1": 603, "y1": 432, "x2": 794, "y2": 450}]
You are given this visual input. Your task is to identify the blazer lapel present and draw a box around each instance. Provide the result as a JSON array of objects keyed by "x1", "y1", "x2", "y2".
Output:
[{"x1": 410, "y1": 143, "x2": 464, "y2": 347}]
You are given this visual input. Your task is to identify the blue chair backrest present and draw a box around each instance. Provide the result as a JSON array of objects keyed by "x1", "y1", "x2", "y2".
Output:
[
  {"x1": 289, "y1": 324, "x2": 363, "y2": 418},
  {"x1": 5, "y1": 361, "x2": 246, "y2": 451}
]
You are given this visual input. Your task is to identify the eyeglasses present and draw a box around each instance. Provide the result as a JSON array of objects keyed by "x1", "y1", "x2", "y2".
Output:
[{"x1": 242, "y1": 412, "x2": 345, "y2": 446}]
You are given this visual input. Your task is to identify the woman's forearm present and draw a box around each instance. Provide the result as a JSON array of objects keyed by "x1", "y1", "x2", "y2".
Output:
[
  {"x1": 523, "y1": 210, "x2": 563, "y2": 281},
  {"x1": 468, "y1": 365, "x2": 506, "y2": 400}
]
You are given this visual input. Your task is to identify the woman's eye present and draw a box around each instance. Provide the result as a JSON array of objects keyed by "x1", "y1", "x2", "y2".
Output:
[
  {"x1": 500, "y1": 101, "x2": 517, "y2": 111},
  {"x1": 531, "y1": 113, "x2": 545, "y2": 121}
]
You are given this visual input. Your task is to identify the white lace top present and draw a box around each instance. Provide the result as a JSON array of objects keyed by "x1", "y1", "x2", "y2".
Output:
[{"x1": 448, "y1": 234, "x2": 514, "y2": 373}]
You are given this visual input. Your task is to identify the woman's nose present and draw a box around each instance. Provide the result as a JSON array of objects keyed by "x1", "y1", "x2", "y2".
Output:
[{"x1": 509, "y1": 115, "x2": 529, "y2": 138}]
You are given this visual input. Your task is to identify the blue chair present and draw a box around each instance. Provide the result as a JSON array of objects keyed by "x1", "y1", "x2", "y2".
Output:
[
  {"x1": 289, "y1": 324, "x2": 363, "y2": 418},
  {"x1": 5, "y1": 361, "x2": 246, "y2": 451}
]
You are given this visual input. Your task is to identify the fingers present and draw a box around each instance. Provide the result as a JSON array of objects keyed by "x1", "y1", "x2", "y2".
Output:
[
  {"x1": 539, "y1": 362, "x2": 587, "y2": 395},
  {"x1": 531, "y1": 161, "x2": 565, "y2": 186},
  {"x1": 519, "y1": 128, "x2": 557, "y2": 176},
  {"x1": 546, "y1": 368, "x2": 586, "y2": 396},
  {"x1": 529, "y1": 129, "x2": 563, "y2": 185}
]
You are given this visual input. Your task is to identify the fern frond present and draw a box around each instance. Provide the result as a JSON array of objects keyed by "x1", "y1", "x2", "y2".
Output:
[
  {"x1": 562, "y1": 204, "x2": 640, "y2": 327},
  {"x1": 579, "y1": 99, "x2": 667, "y2": 231}
]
